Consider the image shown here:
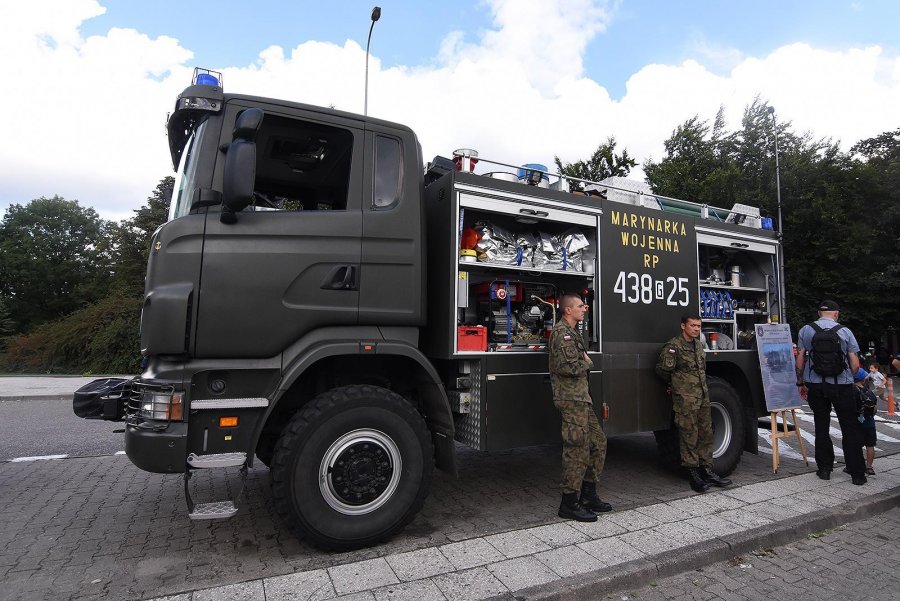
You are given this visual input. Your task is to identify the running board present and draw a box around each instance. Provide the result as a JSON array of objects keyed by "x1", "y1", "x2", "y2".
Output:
[
  {"x1": 184, "y1": 453, "x2": 248, "y2": 520},
  {"x1": 188, "y1": 500, "x2": 238, "y2": 520},
  {"x1": 187, "y1": 452, "x2": 246, "y2": 468}
]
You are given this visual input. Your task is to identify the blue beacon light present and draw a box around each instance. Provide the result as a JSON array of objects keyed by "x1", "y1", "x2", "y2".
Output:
[{"x1": 196, "y1": 73, "x2": 219, "y2": 86}]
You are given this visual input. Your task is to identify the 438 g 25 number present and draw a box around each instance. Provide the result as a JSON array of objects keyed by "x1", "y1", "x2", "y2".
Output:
[{"x1": 613, "y1": 272, "x2": 690, "y2": 306}]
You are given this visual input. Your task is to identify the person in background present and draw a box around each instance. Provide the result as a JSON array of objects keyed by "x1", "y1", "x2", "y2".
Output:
[
  {"x1": 795, "y1": 300, "x2": 865, "y2": 484},
  {"x1": 851, "y1": 368, "x2": 878, "y2": 476},
  {"x1": 868, "y1": 363, "x2": 887, "y2": 404}
]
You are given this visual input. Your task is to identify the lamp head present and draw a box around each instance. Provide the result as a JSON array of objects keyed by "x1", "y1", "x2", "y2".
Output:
[
  {"x1": 767, "y1": 106, "x2": 775, "y2": 115},
  {"x1": 371, "y1": 6, "x2": 382, "y2": 21}
]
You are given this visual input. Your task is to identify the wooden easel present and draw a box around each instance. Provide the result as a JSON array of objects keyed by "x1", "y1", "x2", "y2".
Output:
[{"x1": 770, "y1": 408, "x2": 808, "y2": 473}]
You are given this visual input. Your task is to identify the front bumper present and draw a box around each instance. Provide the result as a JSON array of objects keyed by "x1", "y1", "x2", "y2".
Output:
[{"x1": 125, "y1": 422, "x2": 188, "y2": 473}]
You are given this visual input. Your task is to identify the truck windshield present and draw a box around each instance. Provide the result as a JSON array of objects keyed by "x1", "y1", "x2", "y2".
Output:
[{"x1": 168, "y1": 120, "x2": 208, "y2": 221}]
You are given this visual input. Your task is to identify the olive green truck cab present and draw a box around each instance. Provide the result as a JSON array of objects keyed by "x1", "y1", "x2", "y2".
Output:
[{"x1": 75, "y1": 70, "x2": 783, "y2": 550}]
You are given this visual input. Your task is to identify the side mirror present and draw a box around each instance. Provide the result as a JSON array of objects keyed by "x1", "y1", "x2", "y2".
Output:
[{"x1": 221, "y1": 108, "x2": 264, "y2": 224}]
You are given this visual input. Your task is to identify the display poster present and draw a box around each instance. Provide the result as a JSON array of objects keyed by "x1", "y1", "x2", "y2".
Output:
[{"x1": 755, "y1": 323, "x2": 802, "y2": 411}]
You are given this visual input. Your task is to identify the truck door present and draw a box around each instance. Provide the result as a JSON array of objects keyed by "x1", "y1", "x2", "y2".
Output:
[
  {"x1": 358, "y1": 129, "x2": 425, "y2": 326},
  {"x1": 194, "y1": 104, "x2": 364, "y2": 358}
]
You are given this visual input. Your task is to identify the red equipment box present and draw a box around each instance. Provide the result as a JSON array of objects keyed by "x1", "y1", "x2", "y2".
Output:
[{"x1": 457, "y1": 325, "x2": 487, "y2": 352}]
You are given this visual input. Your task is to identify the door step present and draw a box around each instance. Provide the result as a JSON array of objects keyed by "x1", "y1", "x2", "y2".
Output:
[
  {"x1": 184, "y1": 452, "x2": 248, "y2": 521},
  {"x1": 188, "y1": 500, "x2": 239, "y2": 520},
  {"x1": 187, "y1": 452, "x2": 247, "y2": 468}
]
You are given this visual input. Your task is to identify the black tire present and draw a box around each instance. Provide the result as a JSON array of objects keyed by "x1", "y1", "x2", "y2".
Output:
[
  {"x1": 254, "y1": 424, "x2": 280, "y2": 468},
  {"x1": 708, "y1": 376, "x2": 745, "y2": 476},
  {"x1": 654, "y1": 376, "x2": 745, "y2": 476},
  {"x1": 653, "y1": 427, "x2": 680, "y2": 471},
  {"x1": 270, "y1": 385, "x2": 433, "y2": 550}
]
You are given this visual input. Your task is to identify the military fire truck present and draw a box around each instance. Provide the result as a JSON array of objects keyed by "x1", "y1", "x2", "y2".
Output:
[{"x1": 75, "y1": 69, "x2": 784, "y2": 550}]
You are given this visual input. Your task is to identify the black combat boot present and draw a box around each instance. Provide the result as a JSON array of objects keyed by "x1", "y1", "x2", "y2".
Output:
[
  {"x1": 580, "y1": 481, "x2": 612, "y2": 513},
  {"x1": 687, "y1": 467, "x2": 710, "y2": 493},
  {"x1": 558, "y1": 493, "x2": 597, "y2": 522},
  {"x1": 700, "y1": 466, "x2": 732, "y2": 487}
]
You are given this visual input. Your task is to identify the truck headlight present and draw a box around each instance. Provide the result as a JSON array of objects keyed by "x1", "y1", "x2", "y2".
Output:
[{"x1": 139, "y1": 391, "x2": 184, "y2": 421}]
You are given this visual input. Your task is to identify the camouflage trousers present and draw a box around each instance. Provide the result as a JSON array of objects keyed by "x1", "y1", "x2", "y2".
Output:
[
  {"x1": 554, "y1": 400, "x2": 607, "y2": 494},
  {"x1": 673, "y1": 392, "x2": 713, "y2": 468}
]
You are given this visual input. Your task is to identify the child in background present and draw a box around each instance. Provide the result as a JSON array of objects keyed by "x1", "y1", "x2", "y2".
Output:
[
  {"x1": 854, "y1": 368, "x2": 878, "y2": 475},
  {"x1": 868, "y1": 363, "x2": 887, "y2": 404}
]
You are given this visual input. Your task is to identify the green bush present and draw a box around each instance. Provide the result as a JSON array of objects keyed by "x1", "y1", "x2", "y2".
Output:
[{"x1": 0, "y1": 293, "x2": 142, "y2": 374}]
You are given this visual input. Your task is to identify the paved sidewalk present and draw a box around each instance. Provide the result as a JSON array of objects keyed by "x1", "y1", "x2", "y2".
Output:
[
  {"x1": 3, "y1": 377, "x2": 899, "y2": 601},
  {"x1": 146, "y1": 457, "x2": 900, "y2": 601},
  {"x1": 609, "y1": 505, "x2": 900, "y2": 600}
]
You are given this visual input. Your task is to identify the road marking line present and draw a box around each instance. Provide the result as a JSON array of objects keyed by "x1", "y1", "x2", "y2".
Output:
[
  {"x1": 10, "y1": 454, "x2": 68, "y2": 462},
  {"x1": 115, "y1": 451, "x2": 126, "y2": 455},
  {"x1": 875, "y1": 430, "x2": 900, "y2": 443},
  {"x1": 795, "y1": 411, "x2": 900, "y2": 442},
  {"x1": 874, "y1": 417, "x2": 900, "y2": 431},
  {"x1": 757, "y1": 431, "x2": 804, "y2": 460}
]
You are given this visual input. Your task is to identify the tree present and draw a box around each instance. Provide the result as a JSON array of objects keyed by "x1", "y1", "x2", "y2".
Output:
[
  {"x1": 0, "y1": 196, "x2": 113, "y2": 333},
  {"x1": 644, "y1": 100, "x2": 899, "y2": 342},
  {"x1": 643, "y1": 113, "x2": 739, "y2": 206},
  {"x1": 847, "y1": 128, "x2": 900, "y2": 341},
  {"x1": 111, "y1": 177, "x2": 174, "y2": 293},
  {"x1": 0, "y1": 299, "x2": 14, "y2": 339},
  {"x1": 554, "y1": 137, "x2": 636, "y2": 190}
]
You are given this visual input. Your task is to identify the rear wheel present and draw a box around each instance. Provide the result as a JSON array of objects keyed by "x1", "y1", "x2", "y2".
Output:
[
  {"x1": 708, "y1": 376, "x2": 745, "y2": 476},
  {"x1": 655, "y1": 376, "x2": 745, "y2": 476},
  {"x1": 270, "y1": 385, "x2": 433, "y2": 550}
]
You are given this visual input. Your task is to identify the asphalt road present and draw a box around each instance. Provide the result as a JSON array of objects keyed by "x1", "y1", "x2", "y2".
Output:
[{"x1": 0, "y1": 398, "x2": 123, "y2": 460}]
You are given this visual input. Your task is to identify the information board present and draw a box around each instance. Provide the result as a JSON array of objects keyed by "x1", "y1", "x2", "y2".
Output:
[{"x1": 755, "y1": 323, "x2": 802, "y2": 411}]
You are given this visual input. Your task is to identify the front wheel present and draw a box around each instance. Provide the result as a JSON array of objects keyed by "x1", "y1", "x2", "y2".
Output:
[{"x1": 270, "y1": 385, "x2": 433, "y2": 550}]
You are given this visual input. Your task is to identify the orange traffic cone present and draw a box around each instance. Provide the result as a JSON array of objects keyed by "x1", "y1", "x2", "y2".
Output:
[{"x1": 888, "y1": 377, "x2": 896, "y2": 416}]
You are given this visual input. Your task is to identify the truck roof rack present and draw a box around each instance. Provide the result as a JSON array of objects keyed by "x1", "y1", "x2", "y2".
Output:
[{"x1": 435, "y1": 151, "x2": 773, "y2": 231}]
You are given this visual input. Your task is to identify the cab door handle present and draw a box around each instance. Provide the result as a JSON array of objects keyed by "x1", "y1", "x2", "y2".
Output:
[{"x1": 322, "y1": 265, "x2": 358, "y2": 290}]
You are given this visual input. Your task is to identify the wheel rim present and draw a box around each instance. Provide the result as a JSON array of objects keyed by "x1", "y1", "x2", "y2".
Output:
[
  {"x1": 710, "y1": 401, "x2": 732, "y2": 458},
  {"x1": 319, "y1": 428, "x2": 402, "y2": 515}
]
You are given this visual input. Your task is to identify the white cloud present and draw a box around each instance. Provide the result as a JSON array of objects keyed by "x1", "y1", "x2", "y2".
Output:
[{"x1": 1, "y1": 0, "x2": 898, "y2": 221}]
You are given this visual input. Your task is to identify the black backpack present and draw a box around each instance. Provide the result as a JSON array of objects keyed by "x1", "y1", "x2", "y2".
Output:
[
  {"x1": 809, "y1": 323, "x2": 847, "y2": 379},
  {"x1": 857, "y1": 386, "x2": 877, "y2": 418}
]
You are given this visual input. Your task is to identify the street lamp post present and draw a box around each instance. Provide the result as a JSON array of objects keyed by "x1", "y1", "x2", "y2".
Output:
[
  {"x1": 767, "y1": 106, "x2": 787, "y2": 322},
  {"x1": 364, "y1": 6, "x2": 382, "y2": 116}
]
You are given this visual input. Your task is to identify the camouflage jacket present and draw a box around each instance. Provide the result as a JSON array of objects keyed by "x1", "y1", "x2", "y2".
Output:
[
  {"x1": 655, "y1": 334, "x2": 708, "y2": 399},
  {"x1": 549, "y1": 321, "x2": 593, "y2": 402}
]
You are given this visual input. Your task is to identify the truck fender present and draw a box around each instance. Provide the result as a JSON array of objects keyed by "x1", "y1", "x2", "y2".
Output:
[
  {"x1": 377, "y1": 341, "x2": 457, "y2": 476},
  {"x1": 254, "y1": 337, "x2": 457, "y2": 476}
]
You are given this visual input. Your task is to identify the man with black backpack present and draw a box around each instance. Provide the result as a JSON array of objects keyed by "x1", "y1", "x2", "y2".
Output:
[{"x1": 795, "y1": 300, "x2": 865, "y2": 484}]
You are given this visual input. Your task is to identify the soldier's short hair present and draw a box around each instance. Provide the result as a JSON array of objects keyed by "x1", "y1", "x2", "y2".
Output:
[
  {"x1": 681, "y1": 313, "x2": 701, "y2": 324},
  {"x1": 559, "y1": 293, "x2": 583, "y2": 310}
]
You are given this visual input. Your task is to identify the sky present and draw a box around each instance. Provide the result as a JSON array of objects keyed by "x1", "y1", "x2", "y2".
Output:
[{"x1": 2, "y1": 0, "x2": 898, "y2": 222}]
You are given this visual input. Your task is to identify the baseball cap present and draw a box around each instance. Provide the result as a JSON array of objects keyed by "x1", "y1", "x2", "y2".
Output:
[
  {"x1": 854, "y1": 368, "x2": 868, "y2": 382},
  {"x1": 818, "y1": 300, "x2": 840, "y2": 311}
]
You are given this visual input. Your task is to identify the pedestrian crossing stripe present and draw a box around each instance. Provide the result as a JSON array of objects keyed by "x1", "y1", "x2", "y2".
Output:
[{"x1": 792, "y1": 412, "x2": 900, "y2": 443}]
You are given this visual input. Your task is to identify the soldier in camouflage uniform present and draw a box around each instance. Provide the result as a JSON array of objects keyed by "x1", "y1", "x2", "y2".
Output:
[
  {"x1": 655, "y1": 314, "x2": 732, "y2": 493},
  {"x1": 549, "y1": 294, "x2": 611, "y2": 522}
]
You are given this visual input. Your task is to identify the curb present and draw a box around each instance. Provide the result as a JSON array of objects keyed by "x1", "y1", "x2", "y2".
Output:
[
  {"x1": 492, "y1": 486, "x2": 900, "y2": 601},
  {"x1": 0, "y1": 395, "x2": 72, "y2": 402}
]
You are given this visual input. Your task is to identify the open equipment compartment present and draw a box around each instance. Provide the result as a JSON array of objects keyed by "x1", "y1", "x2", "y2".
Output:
[
  {"x1": 454, "y1": 194, "x2": 598, "y2": 355},
  {"x1": 696, "y1": 229, "x2": 778, "y2": 350}
]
